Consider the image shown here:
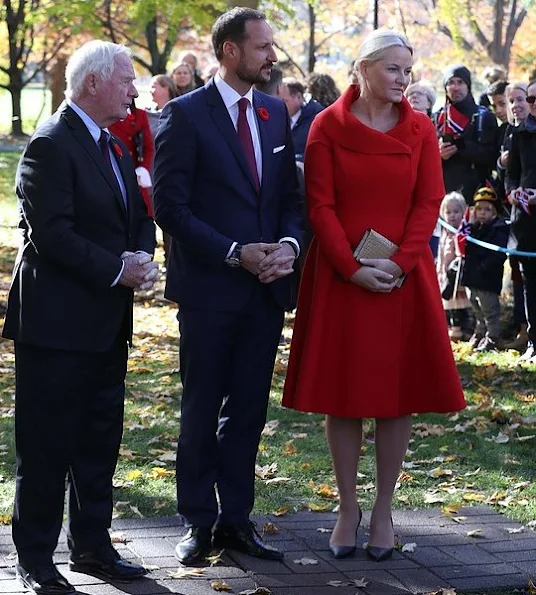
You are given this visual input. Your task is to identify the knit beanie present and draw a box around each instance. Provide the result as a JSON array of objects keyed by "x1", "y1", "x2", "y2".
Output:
[
  {"x1": 443, "y1": 65, "x2": 472, "y2": 90},
  {"x1": 473, "y1": 187, "x2": 498, "y2": 214}
]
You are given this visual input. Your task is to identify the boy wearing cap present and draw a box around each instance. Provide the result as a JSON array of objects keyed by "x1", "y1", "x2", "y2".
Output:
[
  {"x1": 462, "y1": 187, "x2": 508, "y2": 351},
  {"x1": 434, "y1": 65, "x2": 498, "y2": 205}
]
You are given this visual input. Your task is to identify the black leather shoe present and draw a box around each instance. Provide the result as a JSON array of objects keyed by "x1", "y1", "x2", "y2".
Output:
[
  {"x1": 175, "y1": 527, "x2": 213, "y2": 565},
  {"x1": 69, "y1": 544, "x2": 146, "y2": 582},
  {"x1": 16, "y1": 563, "x2": 75, "y2": 595},
  {"x1": 213, "y1": 521, "x2": 283, "y2": 561}
]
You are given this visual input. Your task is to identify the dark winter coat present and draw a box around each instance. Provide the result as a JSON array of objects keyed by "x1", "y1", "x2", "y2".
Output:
[
  {"x1": 292, "y1": 99, "x2": 324, "y2": 159},
  {"x1": 462, "y1": 216, "x2": 508, "y2": 294},
  {"x1": 505, "y1": 114, "x2": 536, "y2": 250},
  {"x1": 434, "y1": 98, "x2": 498, "y2": 205}
]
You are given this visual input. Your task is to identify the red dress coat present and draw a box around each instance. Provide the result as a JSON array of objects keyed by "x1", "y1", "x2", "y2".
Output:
[
  {"x1": 282, "y1": 86, "x2": 466, "y2": 418},
  {"x1": 109, "y1": 108, "x2": 155, "y2": 217}
]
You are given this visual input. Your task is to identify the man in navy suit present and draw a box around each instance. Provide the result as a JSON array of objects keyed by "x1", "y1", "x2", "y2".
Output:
[
  {"x1": 3, "y1": 41, "x2": 157, "y2": 595},
  {"x1": 154, "y1": 7, "x2": 302, "y2": 565}
]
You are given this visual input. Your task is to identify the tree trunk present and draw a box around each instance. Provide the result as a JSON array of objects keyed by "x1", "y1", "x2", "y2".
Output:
[
  {"x1": 48, "y1": 55, "x2": 68, "y2": 113},
  {"x1": 308, "y1": 4, "x2": 316, "y2": 74},
  {"x1": 10, "y1": 83, "x2": 24, "y2": 137}
]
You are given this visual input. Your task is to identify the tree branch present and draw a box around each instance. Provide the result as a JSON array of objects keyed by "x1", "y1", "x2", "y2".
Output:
[{"x1": 273, "y1": 41, "x2": 306, "y2": 78}]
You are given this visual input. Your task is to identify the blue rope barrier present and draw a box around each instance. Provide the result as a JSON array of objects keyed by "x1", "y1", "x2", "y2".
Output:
[{"x1": 438, "y1": 218, "x2": 536, "y2": 257}]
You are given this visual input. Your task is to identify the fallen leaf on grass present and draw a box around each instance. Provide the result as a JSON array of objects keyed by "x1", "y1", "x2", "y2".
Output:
[
  {"x1": 262, "y1": 420, "x2": 279, "y2": 436},
  {"x1": 129, "y1": 505, "x2": 144, "y2": 518},
  {"x1": 110, "y1": 531, "x2": 128, "y2": 544},
  {"x1": 150, "y1": 467, "x2": 175, "y2": 479},
  {"x1": 283, "y1": 440, "x2": 297, "y2": 455},
  {"x1": 293, "y1": 557, "x2": 319, "y2": 565},
  {"x1": 490, "y1": 433, "x2": 510, "y2": 444},
  {"x1": 307, "y1": 502, "x2": 332, "y2": 512},
  {"x1": 506, "y1": 526, "x2": 525, "y2": 534},
  {"x1": 124, "y1": 470, "x2": 142, "y2": 481},
  {"x1": 272, "y1": 507, "x2": 289, "y2": 517},
  {"x1": 423, "y1": 492, "x2": 446, "y2": 504},
  {"x1": 211, "y1": 580, "x2": 232, "y2": 591},
  {"x1": 264, "y1": 477, "x2": 292, "y2": 485},
  {"x1": 167, "y1": 567, "x2": 205, "y2": 578},
  {"x1": 466, "y1": 529, "x2": 484, "y2": 538},
  {"x1": 528, "y1": 578, "x2": 536, "y2": 594},
  {"x1": 256, "y1": 463, "x2": 277, "y2": 479},
  {"x1": 397, "y1": 494, "x2": 410, "y2": 503},
  {"x1": 0, "y1": 515, "x2": 12, "y2": 525},
  {"x1": 442, "y1": 504, "x2": 462, "y2": 516},
  {"x1": 462, "y1": 492, "x2": 486, "y2": 502},
  {"x1": 313, "y1": 483, "x2": 338, "y2": 499},
  {"x1": 238, "y1": 589, "x2": 272, "y2": 595},
  {"x1": 401, "y1": 542, "x2": 417, "y2": 553},
  {"x1": 428, "y1": 467, "x2": 453, "y2": 478}
]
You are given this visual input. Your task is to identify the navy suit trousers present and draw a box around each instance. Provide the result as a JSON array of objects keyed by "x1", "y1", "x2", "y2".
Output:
[{"x1": 176, "y1": 283, "x2": 284, "y2": 528}]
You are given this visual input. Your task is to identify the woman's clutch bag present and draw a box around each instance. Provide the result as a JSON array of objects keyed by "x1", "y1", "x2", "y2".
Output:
[{"x1": 353, "y1": 229, "x2": 405, "y2": 288}]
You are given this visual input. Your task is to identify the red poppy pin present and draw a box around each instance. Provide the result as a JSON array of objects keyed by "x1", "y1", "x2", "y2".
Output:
[
  {"x1": 112, "y1": 142, "x2": 123, "y2": 158},
  {"x1": 257, "y1": 107, "x2": 269, "y2": 121}
]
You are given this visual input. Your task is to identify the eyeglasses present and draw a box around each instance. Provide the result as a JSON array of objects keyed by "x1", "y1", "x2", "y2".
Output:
[{"x1": 527, "y1": 95, "x2": 536, "y2": 104}]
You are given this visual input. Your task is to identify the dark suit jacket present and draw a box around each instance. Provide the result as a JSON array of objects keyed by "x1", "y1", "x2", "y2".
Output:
[
  {"x1": 153, "y1": 79, "x2": 302, "y2": 312},
  {"x1": 2, "y1": 103, "x2": 156, "y2": 352},
  {"x1": 292, "y1": 98, "x2": 324, "y2": 159}
]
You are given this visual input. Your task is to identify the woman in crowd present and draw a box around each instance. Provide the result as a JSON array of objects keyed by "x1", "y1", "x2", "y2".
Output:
[
  {"x1": 500, "y1": 82, "x2": 530, "y2": 351},
  {"x1": 506, "y1": 79, "x2": 536, "y2": 362},
  {"x1": 146, "y1": 75, "x2": 179, "y2": 139},
  {"x1": 109, "y1": 100, "x2": 155, "y2": 217},
  {"x1": 283, "y1": 29, "x2": 465, "y2": 562},
  {"x1": 307, "y1": 72, "x2": 340, "y2": 107},
  {"x1": 170, "y1": 62, "x2": 197, "y2": 96},
  {"x1": 405, "y1": 80, "x2": 436, "y2": 117}
]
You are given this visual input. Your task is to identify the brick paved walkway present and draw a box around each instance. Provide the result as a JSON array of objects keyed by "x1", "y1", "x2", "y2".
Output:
[{"x1": 0, "y1": 506, "x2": 533, "y2": 594}]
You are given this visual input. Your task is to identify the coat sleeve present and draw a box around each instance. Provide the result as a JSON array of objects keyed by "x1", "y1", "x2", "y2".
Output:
[
  {"x1": 16, "y1": 135, "x2": 124, "y2": 289},
  {"x1": 505, "y1": 127, "x2": 521, "y2": 194},
  {"x1": 153, "y1": 100, "x2": 234, "y2": 265},
  {"x1": 391, "y1": 118, "x2": 445, "y2": 274},
  {"x1": 305, "y1": 119, "x2": 361, "y2": 281},
  {"x1": 139, "y1": 109, "x2": 155, "y2": 172}
]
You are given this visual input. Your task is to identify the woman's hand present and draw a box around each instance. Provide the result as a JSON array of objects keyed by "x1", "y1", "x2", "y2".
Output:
[
  {"x1": 350, "y1": 265, "x2": 396, "y2": 292},
  {"x1": 359, "y1": 258, "x2": 403, "y2": 280},
  {"x1": 499, "y1": 150, "x2": 509, "y2": 168}
]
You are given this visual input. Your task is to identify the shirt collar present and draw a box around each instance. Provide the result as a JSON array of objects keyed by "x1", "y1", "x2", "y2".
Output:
[
  {"x1": 66, "y1": 98, "x2": 109, "y2": 143},
  {"x1": 290, "y1": 109, "x2": 302, "y2": 127},
  {"x1": 214, "y1": 72, "x2": 254, "y2": 110}
]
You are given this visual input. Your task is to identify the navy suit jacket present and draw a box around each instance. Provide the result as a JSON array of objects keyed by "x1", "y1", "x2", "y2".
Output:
[{"x1": 153, "y1": 78, "x2": 302, "y2": 312}]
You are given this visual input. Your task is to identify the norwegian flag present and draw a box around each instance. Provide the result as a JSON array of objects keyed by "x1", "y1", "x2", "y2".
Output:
[
  {"x1": 517, "y1": 189, "x2": 532, "y2": 215},
  {"x1": 455, "y1": 208, "x2": 471, "y2": 257}
]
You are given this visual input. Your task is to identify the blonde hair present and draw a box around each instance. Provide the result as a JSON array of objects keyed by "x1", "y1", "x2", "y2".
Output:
[
  {"x1": 353, "y1": 29, "x2": 413, "y2": 86},
  {"x1": 505, "y1": 81, "x2": 528, "y2": 125},
  {"x1": 440, "y1": 192, "x2": 467, "y2": 219}
]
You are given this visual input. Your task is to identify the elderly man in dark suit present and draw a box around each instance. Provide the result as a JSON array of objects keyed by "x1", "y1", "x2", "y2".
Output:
[
  {"x1": 3, "y1": 40, "x2": 157, "y2": 595},
  {"x1": 154, "y1": 7, "x2": 302, "y2": 566}
]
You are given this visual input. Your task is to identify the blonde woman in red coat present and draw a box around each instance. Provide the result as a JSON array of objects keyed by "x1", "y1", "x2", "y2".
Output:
[{"x1": 283, "y1": 30, "x2": 466, "y2": 562}]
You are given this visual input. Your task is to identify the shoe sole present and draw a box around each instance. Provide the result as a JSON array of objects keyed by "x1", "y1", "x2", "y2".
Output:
[{"x1": 68, "y1": 563, "x2": 146, "y2": 583}]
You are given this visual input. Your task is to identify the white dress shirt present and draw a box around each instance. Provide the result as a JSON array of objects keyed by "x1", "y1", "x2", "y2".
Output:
[
  {"x1": 213, "y1": 74, "x2": 300, "y2": 260},
  {"x1": 290, "y1": 109, "x2": 302, "y2": 130}
]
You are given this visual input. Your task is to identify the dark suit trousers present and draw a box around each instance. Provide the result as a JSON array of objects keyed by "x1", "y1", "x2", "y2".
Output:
[
  {"x1": 176, "y1": 283, "x2": 284, "y2": 528},
  {"x1": 13, "y1": 339, "x2": 127, "y2": 566}
]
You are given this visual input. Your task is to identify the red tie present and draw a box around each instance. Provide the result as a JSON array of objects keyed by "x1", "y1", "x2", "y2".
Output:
[{"x1": 237, "y1": 97, "x2": 260, "y2": 192}]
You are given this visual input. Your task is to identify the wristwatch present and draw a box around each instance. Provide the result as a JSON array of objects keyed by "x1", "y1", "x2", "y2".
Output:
[{"x1": 225, "y1": 244, "x2": 242, "y2": 268}]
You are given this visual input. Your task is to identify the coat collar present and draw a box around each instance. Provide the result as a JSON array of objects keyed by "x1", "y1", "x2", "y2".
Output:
[{"x1": 320, "y1": 85, "x2": 424, "y2": 154}]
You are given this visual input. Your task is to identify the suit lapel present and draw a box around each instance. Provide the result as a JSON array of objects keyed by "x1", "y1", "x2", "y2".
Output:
[
  {"x1": 61, "y1": 104, "x2": 127, "y2": 217},
  {"x1": 206, "y1": 81, "x2": 260, "y2": 195},
  {"x1": 109, "y1": 135, "x2": 131, "y2": 220}
]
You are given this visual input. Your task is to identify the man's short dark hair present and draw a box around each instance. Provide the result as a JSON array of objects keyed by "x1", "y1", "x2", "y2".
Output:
[
  {"x1": 283, "y1": 78, "x2": 306, "y2": 97},
  {"x1": 212, "y1": 7, "x2": 266, "y2": 61},
  {"x1": 256, "y1": 66, "x2": 283, "y2": 96},
  {"x1": 488, "y1": 80, "x2": 508, "y2": 97}
]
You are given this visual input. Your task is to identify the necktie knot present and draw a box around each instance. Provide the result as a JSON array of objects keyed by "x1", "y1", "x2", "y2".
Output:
[{"x1": 238, "y1": 97, "x2": 249, "y2": 114}]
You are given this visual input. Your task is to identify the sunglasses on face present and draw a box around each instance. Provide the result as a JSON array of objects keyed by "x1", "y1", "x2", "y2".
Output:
[{"x1": 527, "y1": 95, "x2": 536, "y2": 104}]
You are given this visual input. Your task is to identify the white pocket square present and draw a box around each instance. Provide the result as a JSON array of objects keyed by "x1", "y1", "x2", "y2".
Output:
[{"x1": 273, "y1": 145, "x2": 285, "y2": 154}]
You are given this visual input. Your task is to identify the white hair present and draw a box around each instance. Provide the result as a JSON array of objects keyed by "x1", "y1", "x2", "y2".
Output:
[
  {"x1": 405, "y1": 80, "x2": 437, "y2": 109},
  {"x1": 353, "y1": 29, "x2": 413, "y2": 85},
  {"x1": 65, "y1": 40, "x2": 132, "y2": 99}
]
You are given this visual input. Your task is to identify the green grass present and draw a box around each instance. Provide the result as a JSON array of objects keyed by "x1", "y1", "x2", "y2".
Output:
[{"x1": 0, "y1": 149, "x2": 535, "y2": 533}]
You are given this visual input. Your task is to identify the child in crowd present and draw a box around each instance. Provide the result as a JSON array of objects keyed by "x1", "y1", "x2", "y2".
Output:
[
  {"x1": 462, "y1": 187, "x2": 509, "y2": 351},
  {"x1": 437, "y1": 192, "x2": 472, "y2": 341}
]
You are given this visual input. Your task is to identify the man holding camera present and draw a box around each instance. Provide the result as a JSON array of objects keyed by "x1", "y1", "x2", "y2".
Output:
[{"x1": 434, "y1": 65, "x2": 498, "y2": 205}]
